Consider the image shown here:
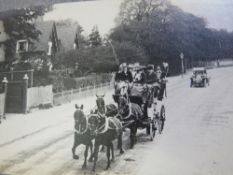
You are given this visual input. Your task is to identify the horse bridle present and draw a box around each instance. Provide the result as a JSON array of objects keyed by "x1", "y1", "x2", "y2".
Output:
[{"x1": 74, "y1": 116, "x2": 88, "y2": 135}]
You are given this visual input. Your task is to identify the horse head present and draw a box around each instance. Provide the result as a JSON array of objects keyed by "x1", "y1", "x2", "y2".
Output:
[
  {"x1": 88, "y1": 114, "x2": 105, "y2": 135},
  {"x1": 105, "y1": 104, "x2": 118, "y2": 117},
  {"x1": 118, "y1": 96, "x2": 129, "y2": 118},
  {"x1": 74, "y1": 104, "x2": 87, "y2": 134},
  {"x1": 96, "y1": 94, "x2": 106, "y2": 115}
]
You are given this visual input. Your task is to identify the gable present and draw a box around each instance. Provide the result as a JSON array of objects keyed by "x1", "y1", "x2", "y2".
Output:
[
  {"x1": 35, "y1": 20, "x2": 79, "y2": 51},
  {"x1": 0, "y1": 20, "x2": 8, "y2": 42}
]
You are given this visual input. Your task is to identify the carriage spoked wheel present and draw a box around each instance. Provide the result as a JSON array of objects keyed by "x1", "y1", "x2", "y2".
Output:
[
  {"x1": 149, "y1": 118, "x2": 156, "y2": 141},
  {"x1": 158, "y1": 105, "x2": 166, "y2": 134}
]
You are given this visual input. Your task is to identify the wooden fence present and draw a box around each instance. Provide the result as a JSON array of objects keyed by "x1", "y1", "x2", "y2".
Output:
[
  {"x1": 53, "y1": 82, "x2": 112, "y2": 105},
  {"x1": 27, "y1": 85, "x2": 53, "y2": 111}
]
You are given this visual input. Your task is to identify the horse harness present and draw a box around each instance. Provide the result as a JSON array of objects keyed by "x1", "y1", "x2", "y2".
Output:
[
  {"x1": 74, "y1": 116, "x2": 88, "y2": 135},
  {"x1": 94, "y1": 114, "x2": 120, "y2": 135}
]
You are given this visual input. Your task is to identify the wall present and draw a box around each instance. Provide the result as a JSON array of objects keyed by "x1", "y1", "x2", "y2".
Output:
[
  {"x1": 53, "y1": 82, "x2": 111, "y2": 105},
  {"x1": 0, "y1": 44, "x2": 5, "y2": 62},
  {"x1": 27, "y1": 85, "x2": 53, "y2": 110},
  {"x1": 0, "y1": 92, "x2": 5, "y2": 117}
]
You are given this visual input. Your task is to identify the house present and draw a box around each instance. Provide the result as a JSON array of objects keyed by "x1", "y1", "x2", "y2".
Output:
[
  {"x1": 35, "y1": 20, "x2": 80, "y2": 52},
  {"x1": 0, "y1": 10, "x2": 79, "y2": 66},
  {"x1": 0, "y1": 19, "x2": 8, "y2": 62}
]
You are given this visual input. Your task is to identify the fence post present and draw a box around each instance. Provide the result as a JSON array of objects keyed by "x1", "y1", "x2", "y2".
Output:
[
  {"x1": 23, "y1": 74, "x2": 29, "y2": 114},
  {"x1": 31, "y1": 70, "x2": 34, "y2": 87},
  {"x1": 2, "y1": 77, "x2": 8, "y2": 120}
]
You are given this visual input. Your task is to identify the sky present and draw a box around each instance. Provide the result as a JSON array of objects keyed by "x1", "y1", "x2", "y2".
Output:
[
  {"x1": 171, "y1": 0, "x2": 233, "y2": 31},
  {"x1": 44, "y1": 0, "x2": 233, "y2": 36},
  {"x1": 44, "y1": 0, "x2": 124, "y2": 36}
]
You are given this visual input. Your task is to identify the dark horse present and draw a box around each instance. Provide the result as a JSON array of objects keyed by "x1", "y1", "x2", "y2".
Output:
[
  {"x1": 95, "y1": 94, "x2": 118, "y2": 117},
  {"x1": 72, "y1": 104, "x2": 94, "y2": 169},
  {"x1": 95, "y1": 94, "x2": 119, "y2": 152},
  {"x1": 95, "y1": 94, "x2": 106, "y2": 115},
  {"x1": 88, "y1": 114, "x2": 124, "y2": 171},
  {"x1": 118, "y1": 96, "x2": 145, "y2": 149}
]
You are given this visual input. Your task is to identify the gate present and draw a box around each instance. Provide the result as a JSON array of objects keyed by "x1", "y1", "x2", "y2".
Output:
[{"x1": 5, "y1": 81, "x2": 27, "y2": 113}]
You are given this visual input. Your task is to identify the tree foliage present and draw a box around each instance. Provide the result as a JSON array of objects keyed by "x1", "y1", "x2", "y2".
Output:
[
  {"x1": 88, "y1": 25, "x2": 102, "y2": 48},
  {"x1": 2, "y1": 6, "x2": 46, "y2": 61},
  {"x1": 111, "y1": 0, "x2": 233, "y2": 74}
]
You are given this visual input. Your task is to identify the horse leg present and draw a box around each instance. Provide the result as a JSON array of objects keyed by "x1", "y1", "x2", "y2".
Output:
[
  {"x1": 134, "y1": 127, "x2": 138, "y2": 143},
  {"x1": 82, "y1": 145, "x2": 88, "y2": 169},
  {"x1": 110, "y1": 142, "x2": 115, "y2": 162},
  {"x1": 130, "y1": 126, "x2": 137, "y2": 149},
  {"x1": 105, "y1": 144, "x2": 111, "y2": 170},
  {"x1": 92, "y1": 143, "x2": 99, "y2": 172},
  {"x1": 130, "y1": 127, "x2": 134, "y2": 149},
  {"x1": 72, "y1": 134, "x2": 80, "y2": 159},
  {"x1": 88, "y1": 141, "x2": 93, "y2": 162},
  {"x1": 100, "y1": 145, "x2": 105, "y2": 152},
  {"x1": 118, "y1": 132, "x2": 124, "y2": 154}
]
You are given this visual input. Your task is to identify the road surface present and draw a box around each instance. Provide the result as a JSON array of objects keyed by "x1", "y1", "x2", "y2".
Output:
[{"x1": 0, "y1": 67, "x2": 233, "y2": 175}]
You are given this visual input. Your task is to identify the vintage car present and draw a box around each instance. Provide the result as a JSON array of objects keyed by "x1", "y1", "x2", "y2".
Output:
[{"x1": 190, "y1": 67, "x2": 209, "y2": 87}]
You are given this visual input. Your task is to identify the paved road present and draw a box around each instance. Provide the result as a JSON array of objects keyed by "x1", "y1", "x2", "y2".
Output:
[{"x1": 0, "y1": 67, "x2": 233, "y2": 175}]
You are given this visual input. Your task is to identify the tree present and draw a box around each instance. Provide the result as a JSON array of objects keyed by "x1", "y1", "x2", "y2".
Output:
[
  {"x1": 73, "y1": 24, "x2": 88, "y2": 49},
  {"x1": 111, "y1": 0, "x2": 233, "y2": 75},
  {"x1": 2, "y1": 6, "x2": 46, "y2": 61},
  {"x1": 89, "y1": 25, "x2": 102, "y2": 47},
  {"x1": 49, "y1": 22, "x2": 61, "y2": 58}
]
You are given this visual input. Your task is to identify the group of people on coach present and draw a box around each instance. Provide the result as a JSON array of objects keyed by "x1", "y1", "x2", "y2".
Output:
[{"x1": 114, "y1": 62, "x2": 169, "y2": 103}]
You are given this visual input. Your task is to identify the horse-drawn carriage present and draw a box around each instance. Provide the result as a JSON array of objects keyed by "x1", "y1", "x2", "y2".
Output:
[
  {"x1": 113, "y1": 66, "x2": 166, "y2": 142},
  {"x1": 71, "y1": 64, "x2": 168, "y2": 171}
]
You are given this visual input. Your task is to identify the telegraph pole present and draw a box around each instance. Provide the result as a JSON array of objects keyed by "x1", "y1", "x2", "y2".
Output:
[{"x1": 180, "y1": 52, "x2": 184, "y2": 78}]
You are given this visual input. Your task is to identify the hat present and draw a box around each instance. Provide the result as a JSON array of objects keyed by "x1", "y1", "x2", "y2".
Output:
[
  {"x1": 147, "y1": 65, "x2": 154, "y2": 70},
  {"x1": 122, "y1": 63, "x2": 127, "y2": 67},
  {"x1": 155, "y1": 66, "x2": 162, "y2": 73}
]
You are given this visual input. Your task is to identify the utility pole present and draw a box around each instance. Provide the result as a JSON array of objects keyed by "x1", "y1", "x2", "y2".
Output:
[
  {"x1": 180, "y1": 52, "x2": 184, "y2": 78},
  {"x1": 106, "y1": 39, "x2": 119, "y2": 66}
]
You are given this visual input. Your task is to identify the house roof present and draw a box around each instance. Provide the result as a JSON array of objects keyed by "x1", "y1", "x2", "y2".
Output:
[
  {"x1": 35, "y1": 20, "x2": 79, "y2": 51},
  {"x1": 0, "y1": 9, "x2": 80, "y2": 52}
]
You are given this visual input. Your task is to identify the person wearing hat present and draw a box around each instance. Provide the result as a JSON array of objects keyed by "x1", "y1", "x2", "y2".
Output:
[
  {"x1": 146, "y1": 65, "x2": 157, "y2": 84},
  {"x1": 114, "y1": 63, "x2": 133, "y2": 95},
  {"x1": 115, "y1": 63, "x2": 133, "y2": 83}
]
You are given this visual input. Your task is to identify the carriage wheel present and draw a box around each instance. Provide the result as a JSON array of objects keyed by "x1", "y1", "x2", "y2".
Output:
[{"x1": 159, "y1": 105, "x2": 166, "y2": 134}]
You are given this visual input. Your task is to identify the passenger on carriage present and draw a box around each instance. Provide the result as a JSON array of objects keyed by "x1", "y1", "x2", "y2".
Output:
[
  {"x1": 146, "y1": 65, "x2": 157, "y2": 84},
  {"x1": 133, "y1": 67, "x2": 147, "y2": 84},
  {"x1": 115, "y1": 63, "x2": 133, "y2": 83},
  {"x1": 114, "y1": 63, "x2": 133, "y2": 94}
]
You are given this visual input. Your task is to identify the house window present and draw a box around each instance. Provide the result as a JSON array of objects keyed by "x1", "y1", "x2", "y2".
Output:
[{"x1": 16, "y1": 40, "x2": 28, "y2": 53}]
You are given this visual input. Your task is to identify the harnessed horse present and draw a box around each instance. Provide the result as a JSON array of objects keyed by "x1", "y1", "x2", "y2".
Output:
[
  {"x1": 72, "y1": 104, "x2": 94, "y2": 169},
  {"x1": 118, "y1": 96, "x2": 145, "y2": 148},
  {"x1": 95, "y1": 94, "x2": 119, "y2": 153},
  {"x1": 88, "y1": 114, "x2": 124, "y2": 171}
]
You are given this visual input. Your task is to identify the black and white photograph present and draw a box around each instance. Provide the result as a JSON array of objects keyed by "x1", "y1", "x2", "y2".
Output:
[{"x1": 0, "y1": 0, "x2": 233, "y2": 174}]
